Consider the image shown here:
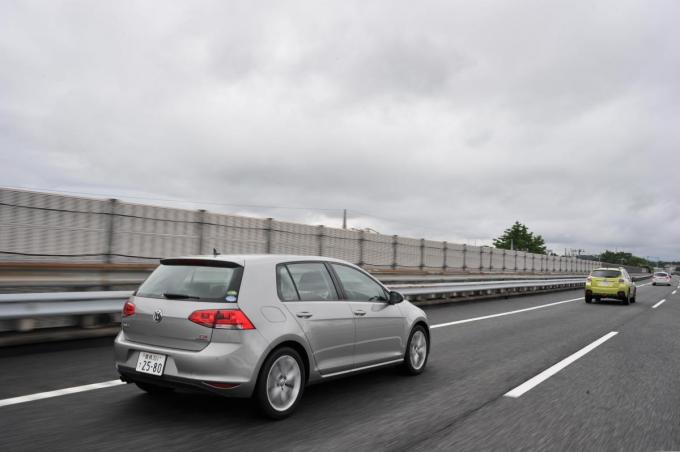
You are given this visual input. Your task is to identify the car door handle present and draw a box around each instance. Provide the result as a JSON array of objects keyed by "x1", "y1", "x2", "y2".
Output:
[
  {"x1": 353, "y1": 309, "x2": 366, "y2": 316},
  {"x1": 296, "y1": 312, "x2": 313, "y2": 319}
]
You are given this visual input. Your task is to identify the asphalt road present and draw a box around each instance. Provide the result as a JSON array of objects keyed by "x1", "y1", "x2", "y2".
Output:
[{"x1": 1, "y1": 278, "x2": 679, "y2": 451}]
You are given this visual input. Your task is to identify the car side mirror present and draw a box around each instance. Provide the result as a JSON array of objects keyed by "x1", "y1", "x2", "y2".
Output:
[{"x1": 388, "y1": 291, "x2": 404, "y2": 304}]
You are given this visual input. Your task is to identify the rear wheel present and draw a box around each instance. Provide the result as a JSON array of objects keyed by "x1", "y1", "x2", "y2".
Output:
[
  {"x1": 585, "y1": 294, "x2": 592, "y2": 303},
  {"x1": 630, "y1": 289, "x2": 636, "y2": 303},
  {"x1": 135, "y1": 381, "x2": 174, "y2": 395},
  {"x1": 255, "y1": 347, "x2": 305, "y2": 420},
  {"x1": 403, "y1": 325, "x2": 429, "y2": 375},
  {"x1": 622, "y1": 293, "x2": 631, "y2": 305}
]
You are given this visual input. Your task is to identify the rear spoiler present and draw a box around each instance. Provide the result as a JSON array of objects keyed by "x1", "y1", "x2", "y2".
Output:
[{"x1": 160, "y1": 258, "x2": 243, "y2": 268}]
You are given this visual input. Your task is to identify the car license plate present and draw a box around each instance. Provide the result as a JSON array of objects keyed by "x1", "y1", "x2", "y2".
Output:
[
  {"x1": 599, "y1": 281, "x2": 611, "y2": 287},
  {"x1": 136, "y1": 351, "x2": 167, "y2": 376}
]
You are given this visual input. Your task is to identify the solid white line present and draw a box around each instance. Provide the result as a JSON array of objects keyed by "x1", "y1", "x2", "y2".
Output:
[
  {"x1": 0, "y1": 294, "x2": 586, "y2": 409},
  {"x1": 652, "y1": 299, "x2": 666, "y2": 309},
  {"x1": 505, "y1": 331, "x2": 618, "y2": 398},
  {"x1": 430, "y1": 297, "x2": 583, "y2": 329},
  {"x1": 0, "y1": 380, "x2": 125, "y2": 408},
  {"x1": 637, "y1": 282, "x2": 652, "y2": 287},
  {"x1": 0, "y1": 288, "x2": 633, "y2": 408}
]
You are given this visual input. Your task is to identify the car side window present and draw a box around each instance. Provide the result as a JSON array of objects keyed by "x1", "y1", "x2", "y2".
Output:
[
  {"x1": 277, "y1": 265, "x2": 300, "y2": 301},
  {"x1": 331, "y1": 264, "x2": 388, "y2": 302},
  {"x1": 285, "y1": 263, "x2": 339, "y2": 301}
]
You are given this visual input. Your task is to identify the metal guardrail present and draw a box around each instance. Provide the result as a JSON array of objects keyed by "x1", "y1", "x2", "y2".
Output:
[
  {"x1": 0, "y1": 291, "x2": 131, "y2": 319},
  {"x1": 0, "y1": 275, "x2": 652, "y2": 334},
  {"x1": 394, "y1": 278, "x2": 586, "y2": 297},
  {"x1": 0, "y1": 279, "x2": 586, "y2": 321}
]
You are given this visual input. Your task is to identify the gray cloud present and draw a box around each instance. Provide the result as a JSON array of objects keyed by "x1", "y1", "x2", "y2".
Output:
[{"x1": 1, "y1": 0, "x2": 679, "y2": 259}]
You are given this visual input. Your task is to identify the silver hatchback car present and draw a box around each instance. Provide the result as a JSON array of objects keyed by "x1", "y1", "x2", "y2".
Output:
[{"x1": 114, "y1": 255, "x2": 430, "y2": 418}]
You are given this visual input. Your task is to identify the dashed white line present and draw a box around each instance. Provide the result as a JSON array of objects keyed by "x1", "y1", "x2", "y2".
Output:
[
  {"x1": 0, "y1": 287, "x2": 650, "y2": 409},
  {"x1": 430, "y1": 297, "x2": 583, "y2": 329},
  {"x1": 505, "y1": 331, "x2": 619, "y2": 398},
  {"x1": 673, "y1": 290, "x2": 677, "y2": 295},
  {"x1": 0, "y1": 380, "x2": 125, "y2": 408},
  {"x1": 652, "y1": 299, "x2": 667, "y2": 309},
  {"x1": 0, "y1": 295, "x2": 585, "y2": 408}
]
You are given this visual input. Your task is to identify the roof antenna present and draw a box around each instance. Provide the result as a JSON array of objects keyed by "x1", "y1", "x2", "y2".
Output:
[{"x1": 213, "y1": 248, "x2": 220, "y2": 257}]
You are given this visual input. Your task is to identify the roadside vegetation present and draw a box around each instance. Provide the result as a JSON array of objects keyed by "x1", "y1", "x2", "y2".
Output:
[{"x1": 492, "y1": 221, "x2": 547, "y2": 254}]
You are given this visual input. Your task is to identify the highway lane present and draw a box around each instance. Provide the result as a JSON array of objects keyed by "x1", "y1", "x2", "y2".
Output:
[
  {"x1": 416, "y1": 279, "x2": 680, "y2": 450},
  {"x1": 0, "y1": 338, "x2": 118, "y2": 399},
  {"x1": 0, "y1": 278, "x2": 677, "y2": 451}
]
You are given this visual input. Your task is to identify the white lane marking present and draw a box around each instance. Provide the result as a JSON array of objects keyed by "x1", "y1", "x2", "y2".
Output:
[
  {"x1": 637, "y1": 282, "x2": 652, "y2": 287},
  {"x1": 505, "y1": 331, "x2": 618, "y2": 398},
  {"x1": 673, "y1": 290, "x2": 677, "y2": 295},
  {"x1": 431, "y1": 297, "x2": 583, "y2": 329},
  {"x1": 1, "y1": 295, "x2": 585, "y2": 408},
  {"x1": 652, "y1": 299, "x2": 666, "y2": 309},
  {"x1": 0, "y1": 288, "x2": 642, "y2": 409},
  {"x1": 0, "y1": 380, "x2": 124, "y2": 408},
  {"x1": 0, "y1": 295, "x2": 587, "y2": 409}
]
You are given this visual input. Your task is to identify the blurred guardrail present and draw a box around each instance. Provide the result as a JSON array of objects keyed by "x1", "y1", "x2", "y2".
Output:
[
  {"x1": 0, "y1": 274, "x2": 652, "y2": 344},
  {"x1": 395, "y1": 278, "x2": 585, "y2": 304},
  {"x1": 0, "y1": 262, "x2": 604, "y2": 294}
]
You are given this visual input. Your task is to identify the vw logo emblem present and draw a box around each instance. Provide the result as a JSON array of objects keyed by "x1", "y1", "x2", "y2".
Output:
[{"x1": 153, "y1": 310, "x2": 163, "y2": 323}]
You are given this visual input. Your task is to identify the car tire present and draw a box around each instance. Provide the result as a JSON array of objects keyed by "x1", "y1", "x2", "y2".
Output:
[
  {"x1": 135, "y1": 381, "x2": 174, "y2": 395},
  {"x1": 585, "y1": 294, "x2": 593, "y2": 303},
  {"x1": 622, "y1": 293, "x2": 631, "y2": 305},
  {"x1": 630, "y1": 290, "x2": 636, "y2": 303},
  {"x1": 255, "y1": 347, "x2": 305, "y2": 420},
  {"x1": 402, "y1": 325, "x2": 429, "y2": 375}
]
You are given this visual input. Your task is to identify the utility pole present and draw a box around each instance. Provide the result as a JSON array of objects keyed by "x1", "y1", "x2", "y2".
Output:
[{"x1": 342, "y1": 209, "x2": 347, "y2": 229}]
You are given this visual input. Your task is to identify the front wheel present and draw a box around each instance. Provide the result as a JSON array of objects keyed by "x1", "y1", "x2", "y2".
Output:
[
  {"x1": 630, "y1": 289, "x2": 636, "y2": 303},
  {"x1": 255, "y1": 347, "x2": 305, "y2": 420},
  {"x1": 585, "y1": 294, "x2": 593, "y2": 303},
  {"x1": 403, "y1": 325, "x2": 429, "y2": 375}
]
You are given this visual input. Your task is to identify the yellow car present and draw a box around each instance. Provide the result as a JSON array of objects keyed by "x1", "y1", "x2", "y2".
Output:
[{"x1": 585, "y1": 267, "x2": 637, "y2": 304}]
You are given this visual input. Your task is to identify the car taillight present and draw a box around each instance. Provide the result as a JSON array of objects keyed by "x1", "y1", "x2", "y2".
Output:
[
  {"x1": 618, "y1": 278, "x2": 625, "y2": 283},
  {"x1": 188, "y1": 309, "x2": 255, "y2": 330},
  {"x1": 122, "y1": 300, "x2": 135, "y2": 317}
]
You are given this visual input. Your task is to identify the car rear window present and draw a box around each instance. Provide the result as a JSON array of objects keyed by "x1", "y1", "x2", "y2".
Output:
[
  {"x1": 591, "y1": 270, "x2": 621, "y2": 278},
  {"x1": 137, "y1": 260, "x2": 243, "y2": 302},
  {"x1": 654, "y1": 272, "x2": 668, "y2": 277}
]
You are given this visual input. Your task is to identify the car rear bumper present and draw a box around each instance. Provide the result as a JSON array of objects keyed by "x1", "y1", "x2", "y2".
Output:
[
  {"x1": 113, "y1": 330, "x2": 268, "y2": 398},
  {"x1": 585, "y1": 286, "x2": 628, "y2": 298},
  {"x1": 652, "y1": 280, "x2": 672, "y2": 285}
]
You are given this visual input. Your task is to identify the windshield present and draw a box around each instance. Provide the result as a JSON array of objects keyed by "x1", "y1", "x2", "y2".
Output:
[
  {"x1": 591, "y1": 270, "x2": 621, "y2": 278},
  {"x1": 654, "y1": 272, "x2": 668, "y2": 277},
  {"x1": 137, "y1": 263, "x2": 243, "y2": 301}
]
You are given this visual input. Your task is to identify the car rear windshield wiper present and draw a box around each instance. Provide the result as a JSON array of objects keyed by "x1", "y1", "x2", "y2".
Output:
[{"x1": 163, "y1": 292, "x2": 201, "y2": 300}]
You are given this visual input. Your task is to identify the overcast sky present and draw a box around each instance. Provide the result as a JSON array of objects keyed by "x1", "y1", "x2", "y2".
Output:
[{"x1": 1, "y1": 1, "x2": 679, "y2": 259}]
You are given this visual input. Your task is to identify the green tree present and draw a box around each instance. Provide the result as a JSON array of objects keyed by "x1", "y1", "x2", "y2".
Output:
[
  {"x1": 493, "y1": 221, "x2": 547, "y2": 254},
  {"x1": 599, "y1": 250, "x2": 651, "y2": 269}
]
